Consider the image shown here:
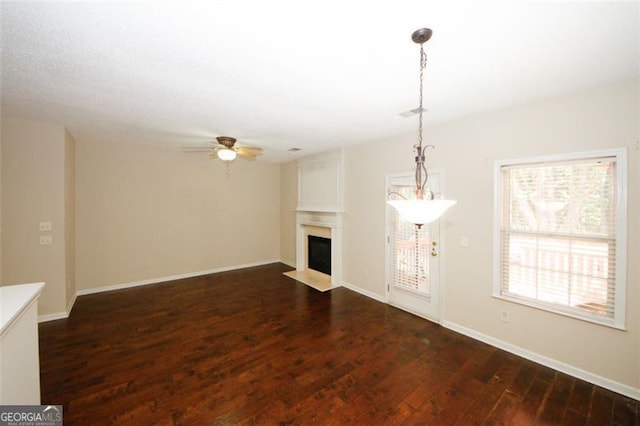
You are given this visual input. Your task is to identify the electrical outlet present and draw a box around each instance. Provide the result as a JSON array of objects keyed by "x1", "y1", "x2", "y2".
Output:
[
  {"x1": 500, "y1": 310, "x2": 510, "y2": 323},
  {"x1": 39, "y1": 221, "x2": 52, "y2": 231},
  {"x1": 39, "y1": 235, "x2": 53, "y2": 245}
]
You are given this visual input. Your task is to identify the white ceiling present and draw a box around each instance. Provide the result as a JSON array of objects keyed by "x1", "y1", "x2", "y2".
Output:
[{"x1": 1, "y1": 1, "x2": 638, "y2": 162}]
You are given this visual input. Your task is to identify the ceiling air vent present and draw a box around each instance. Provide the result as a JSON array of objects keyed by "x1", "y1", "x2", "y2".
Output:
[{"x1": 398, "y1": 107, "x2": 428, "y2": 118}]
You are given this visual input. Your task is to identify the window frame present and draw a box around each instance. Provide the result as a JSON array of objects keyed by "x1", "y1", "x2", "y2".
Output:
[{"x1": 492, "y1": 148, "x2": 627, "y2": 329}]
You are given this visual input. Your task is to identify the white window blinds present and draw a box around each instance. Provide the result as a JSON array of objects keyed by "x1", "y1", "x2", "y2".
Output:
[{"x1": 496, "y1": 151, "x2": 626, "y2": 328}]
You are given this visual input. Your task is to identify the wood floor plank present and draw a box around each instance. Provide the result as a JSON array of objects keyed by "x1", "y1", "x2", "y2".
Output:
[
  {"x1": 567, "y1": 379, "x2": 594, "y2": 417},
  {"x1": 587, "y1": 387, "x2": 615, "y2": 426},
  {"x1": 613, "y1": 396, "x2": 639, "y2": 426},
  {"x1": 38, "y1": 263, "x2": 639, "y2": 425},
  {"x1": 537, "y1": 373, "x2": 574, "y2": 424}
]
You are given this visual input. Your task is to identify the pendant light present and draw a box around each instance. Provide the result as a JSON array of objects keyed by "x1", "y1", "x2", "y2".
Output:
[{"x1": 387, "y1": 28, "x2": 456, "y2": 227}]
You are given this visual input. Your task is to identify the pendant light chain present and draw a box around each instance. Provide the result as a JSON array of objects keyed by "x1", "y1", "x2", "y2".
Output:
[
  {"x1": 418, "y1": 44, "x2": 426, "y2": 149},
  {"x1": 414, "y1": 45, "x2": 428, "y2": 280},
  {"x1": 414, "y1": 43, "x2": 430, "y2": 206}
]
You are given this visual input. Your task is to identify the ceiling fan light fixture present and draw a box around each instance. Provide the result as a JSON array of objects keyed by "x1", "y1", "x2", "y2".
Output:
[{"x1": 217, "y1": 148, "x2": 237, "y2": 161}]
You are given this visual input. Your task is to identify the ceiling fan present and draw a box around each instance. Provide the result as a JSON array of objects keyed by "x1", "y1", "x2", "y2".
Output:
[{"x1": 182, "y1": 136, "x2": 263, "y2": 162}]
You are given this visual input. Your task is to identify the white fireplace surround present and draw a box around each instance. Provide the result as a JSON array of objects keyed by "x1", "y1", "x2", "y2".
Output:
[
  {"x1": 291, "y1": 149, "x2": 344, "y2": 288},
  {"x1": 296, "y1": 211, "x2": 343, "y2": 286}
]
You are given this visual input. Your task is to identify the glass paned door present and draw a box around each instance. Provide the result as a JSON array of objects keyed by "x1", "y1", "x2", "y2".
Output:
[{"x1": 386, "y1": 173, "x2": 442, "y2": 322}]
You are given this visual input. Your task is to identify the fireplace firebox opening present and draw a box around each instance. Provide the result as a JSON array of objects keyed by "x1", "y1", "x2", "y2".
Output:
[{"x1": 307, "y1": 235, "x2": 331, "y2": 275}]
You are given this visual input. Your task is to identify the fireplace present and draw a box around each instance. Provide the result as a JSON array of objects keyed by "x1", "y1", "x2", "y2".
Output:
[
  {"x1": 283, "y1": 149, "x2": 343, "y2": 291},
  {"x1": 308, "y1": 235, "x2": 331, "y2": 275},
  {"x1": 283, "y1": 211, "x2": 343, "y2": 292}
]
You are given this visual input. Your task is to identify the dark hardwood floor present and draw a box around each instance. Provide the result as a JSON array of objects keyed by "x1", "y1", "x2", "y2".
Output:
[{"x1": 39, "y1": 263, "x2": 638, "y2": 425}]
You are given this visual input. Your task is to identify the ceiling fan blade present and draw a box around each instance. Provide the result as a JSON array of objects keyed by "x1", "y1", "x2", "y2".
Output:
[
  {"x1": 238, "y1": 146, "x2": 263, "y2": 153},
  {"x1": 182, "y1": 146, "x2": 214, "y2": 151},
  {"x1": 236, "y1": 146, "x2": 263, "y2": 160},
  {"x1": 236, "y1": 151, "x2": 258, "y2": 160}
]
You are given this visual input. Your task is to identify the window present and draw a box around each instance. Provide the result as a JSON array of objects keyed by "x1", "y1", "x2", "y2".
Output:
[{"x1": 494, "y1": 150, "x2": 626, "y2": 328}]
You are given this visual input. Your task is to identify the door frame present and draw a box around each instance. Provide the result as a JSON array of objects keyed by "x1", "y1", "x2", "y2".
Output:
[{"x1": 385, "y1": 170, "x2": 449, "y2": 323}]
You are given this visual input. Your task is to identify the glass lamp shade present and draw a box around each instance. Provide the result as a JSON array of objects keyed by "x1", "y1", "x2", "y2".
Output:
[
  {"x1": 217, "y1": 148, "x2": 237, "y2": 161},
  {"x1": 387, "y1": 199, "x2": 457, "y2": 225}
]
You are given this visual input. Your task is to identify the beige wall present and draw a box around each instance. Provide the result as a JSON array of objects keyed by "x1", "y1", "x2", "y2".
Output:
[
  {"x1": 64, "y1": 130, "x2": 76, "y2": 309},
  {"x1": 637, "y1": 81, "x2": 640, "y2": 393},
  {"x1": 320, "y1": 79, "x2": 638, "y2": 391},
  {"x1": 76, "y1": 138, "x2": 281, "y2": 291},
  {"x1": 279, "y1": 161, "x2": 297, "y2": 266},
  {"x1": 1, "y1": 117, "x2": 69, "y2": 316},
  {"x1": 0, "y1": 118, "x2": 3, "y2": 284}
]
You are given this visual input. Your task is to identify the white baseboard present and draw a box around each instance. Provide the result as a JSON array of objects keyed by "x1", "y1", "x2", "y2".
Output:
[
  {"x1": 280, "y1": 259, "x2": 296, "y2": 268},
  {"x1": 66, "y1": 292, "x2": 77, "y2": 314},
  {"x1": 38, "y1": 293, "x2": 77, "y2": 323},
  {"x1": 441, "y1": 320, "x2": 640, "y2": 401},
  {"x1": 76, "y1": 259, "x2": 281, "y2": 296},
  {"x1": 38, "y1": 311, "x2": 68, "y2": 322},
  {"x1": 340, "y1": 280, "x2": 386, "y2": 303}
]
